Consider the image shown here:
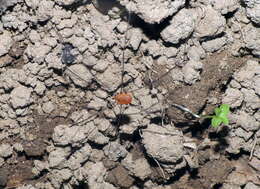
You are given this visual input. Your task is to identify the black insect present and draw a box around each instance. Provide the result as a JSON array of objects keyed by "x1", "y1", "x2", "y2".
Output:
[{"x1": 61, "y1": 43, "x2": 76, "y2": 65}]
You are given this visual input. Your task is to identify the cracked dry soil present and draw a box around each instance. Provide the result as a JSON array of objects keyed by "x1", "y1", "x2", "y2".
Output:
[{"x1": 0, "y1": 0, "x2": 260, "y2": 189}]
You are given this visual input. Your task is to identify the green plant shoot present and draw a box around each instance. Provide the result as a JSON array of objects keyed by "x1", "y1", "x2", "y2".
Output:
[
  {"x1": 210, "y1": 104, "x2": 230, "y2": 128},
  {"x1": 172, "y1": 103, "x2": 230, "y2": 128}
]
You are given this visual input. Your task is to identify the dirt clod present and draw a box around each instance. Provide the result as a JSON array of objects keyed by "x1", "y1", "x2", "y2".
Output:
[
  {"x1": 106, "y1": 165, "x2": 135, "y2": 188},
  {"x1": 198, "y1": 157, "x2": 234, "y2": 188},
  {"x1": 23, "y1": 139, "x2": 46, "y2": 157},
  {"x1": 0, "y1": 168, "x2": 8, "y2": 188}
]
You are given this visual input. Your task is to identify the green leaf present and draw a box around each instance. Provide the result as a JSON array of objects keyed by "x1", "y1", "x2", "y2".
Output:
[
  {"x1": 210, "y1": 104, "x2": 230, "y2": 128},
  {"x1": 211, "y1": 117, "x2": 222, "y2": 128},
  {"x1": 218, "y1": 111, "x2": 227, "y2": 120},
  {"x1": 221, "y1": 116, "x2": 229, "y2": 125},
  {"x1": 220, "y1": 104, "x2": 230, "y2": 115},
  {"x1": 214, "y1": 107, "x2": 221, "y2": 116}
]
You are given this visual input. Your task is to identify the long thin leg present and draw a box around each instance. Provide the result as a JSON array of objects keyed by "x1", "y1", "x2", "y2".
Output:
[
  {"x1": 118, "y1": 11, "x2": 131, "y2": 125},
  {"x1": 120, "y1": 11, "x2": 131, "y2": 93}
]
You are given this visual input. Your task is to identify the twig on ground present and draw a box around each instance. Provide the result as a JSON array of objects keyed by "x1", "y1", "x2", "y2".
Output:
[
  {"x1": 139, "y1": 129, "x2": 167, "y2": 180},
  {"x1": 249, "y1": 133, "x2": 257, "y2": 161},
  {"x1": 152, "y1": 157, "x2": 167, "y2": 180}
]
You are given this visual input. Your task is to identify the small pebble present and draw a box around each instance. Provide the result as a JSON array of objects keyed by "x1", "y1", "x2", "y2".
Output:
[{"x1": 0, "y1": 144, "x2": 13, "y2": 158}]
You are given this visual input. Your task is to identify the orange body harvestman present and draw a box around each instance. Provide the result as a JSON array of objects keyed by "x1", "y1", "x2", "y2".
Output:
[
  {"x1": 60, "y1": 10, "x2": 200, "y2": 126},
  {"x1": 112, "y1": 12, "x2": 134, "y2": 110},
  {"x1": 58, "y1": 11, "x2": 138, "y2": 127},
  {"x1": 114, "y1": 92, "x2": 132, "y2": 105}
]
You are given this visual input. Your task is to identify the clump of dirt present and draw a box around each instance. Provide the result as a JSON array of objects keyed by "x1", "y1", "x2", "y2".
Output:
[
  {"x1": 4, "y1": 156, "x2": 34, "y2": 189},
  {"x1": 0, "y1": 0, "x2": 259, "y2": 188},
  {"x1": 106, "y1": 165, "x2": 135, "y2": 188},
  {"x1": 197, "y1": 157, "x2": 234, "y2": 188}
]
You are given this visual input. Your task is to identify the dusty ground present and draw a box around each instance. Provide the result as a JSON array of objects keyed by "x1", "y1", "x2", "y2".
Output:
[{"x1": 0, "y1": 0, "x2": 259, "y2": 189}]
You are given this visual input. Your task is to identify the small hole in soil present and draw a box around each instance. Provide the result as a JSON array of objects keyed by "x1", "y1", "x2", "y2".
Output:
[
  {"x1": 24, "y1": 152, "x2": 44, "y2": 161},
  {"x1": 88, "y1": 141, "x2": 106, "y2": 150},
  {"x1": 227, "y1": 150, "x2": 250, "y2": 160},
  {"x1": 74, "y1": 181, "x2": 89, "y2": 189},
  {"x1": 224, "y1": 11, "x2": 237, "y2": 20},
  {"x1": 213, "y1": 183, "x2": 223, "y2": 189},
  {"x1": 220, "y1": 76, "x2": 233, "y2": 92},
  {"x1": 38, "y1": 20, "x2": 49, "y2": 27},
  {"x1": 33, "y1": 169, "x2": 49, "y2": 180},
  {"x1": 150, "y1": 116, "x2": 167, "y2": 125},
  {"x1": 132, "y1": 129, "x2": 142, "y2": 142},
  {"x1": 133, "y1": 177, "x2": 145, "y2": 188},
  {"x1": 240, "y1": 0, "x2": 247, "y2": 8},
  {"x1": 164, "y1": 167, "x2": 187, "y2": 184},
  {"x1": 52, "y1": 68, "x2": 64, "y2": 76},
  {"x1": 111, "y1": 114, "x2": 131, "y2": 126},
  {"x1": 189, "y1": 168, "x2": 199, "y2": 179},
  {"x1": 119, "y1": 133, "x2": 135, "y2": 142},
  {"x1": 184, "y1": 0, "x2": 191, "y2": 8},
  {"x1": 130, "y1": 13, "x2": 172, "y2": 40},
  {"x1": 5, "y1": 5, "x2": 15, "y2": 14}
]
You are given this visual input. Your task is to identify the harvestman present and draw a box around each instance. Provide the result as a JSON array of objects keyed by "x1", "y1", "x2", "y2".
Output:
[
  {"x1": 54, "y1": 10, "x2": 204, "y2": 179},
  {"x1": 54, "y1": 10, "x2": 202, "y2": 138}
]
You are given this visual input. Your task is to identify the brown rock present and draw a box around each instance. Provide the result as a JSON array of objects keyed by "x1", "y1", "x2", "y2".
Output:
[
  {"x1": 23, "y1": 139, "x2": 45, "y2": 157},
  {"x1": 106, "y1": 165, "x2": 134, "y2": 188}
]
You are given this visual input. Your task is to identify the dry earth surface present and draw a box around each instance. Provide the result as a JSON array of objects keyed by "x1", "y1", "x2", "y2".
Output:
[{"x1": 0, "y1": 0, "x2": 259, "y2": 189}]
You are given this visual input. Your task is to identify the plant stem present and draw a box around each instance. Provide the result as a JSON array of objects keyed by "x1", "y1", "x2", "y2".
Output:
[{"x1": 200, "y1": 115, "x2": 214, "y2": 119}]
